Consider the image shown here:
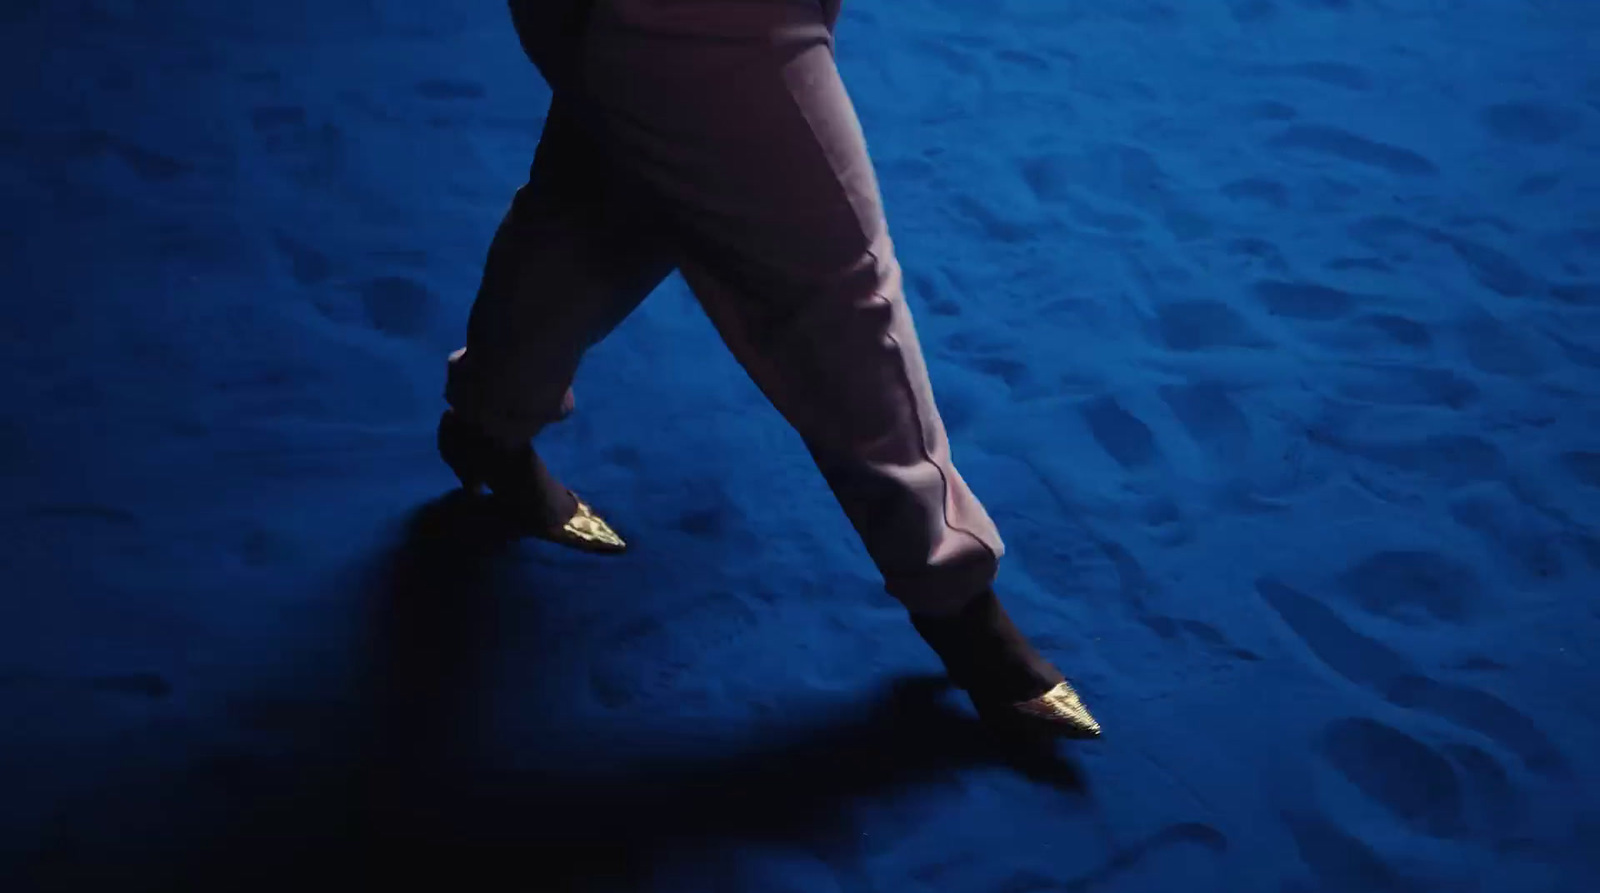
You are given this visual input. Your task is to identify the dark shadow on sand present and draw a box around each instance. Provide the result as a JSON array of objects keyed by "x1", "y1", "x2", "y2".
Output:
[{"x1": 26, "y1": 492, "x2": 1092, "y2": 892}]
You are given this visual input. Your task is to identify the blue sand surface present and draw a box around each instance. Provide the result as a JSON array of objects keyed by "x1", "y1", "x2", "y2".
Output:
[{"x1": 2, "y1": 2, "x2": 1598, "y2": 890}]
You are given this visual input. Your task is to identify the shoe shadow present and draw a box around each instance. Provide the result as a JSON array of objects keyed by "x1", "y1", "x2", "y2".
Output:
[
  {"x1": 371, "y1": 674, "x2": 1093, "y2": 890},
  {"x1": 359, "y1": 488, "x2": 524, "y2": 765},
  {"x1": 202, "y1": 491, "x2": 1092, "y2": 891}
]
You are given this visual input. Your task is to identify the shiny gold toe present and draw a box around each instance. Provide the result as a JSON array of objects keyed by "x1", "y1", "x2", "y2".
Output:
[
  {"x1": 1013, "y1": 681, "x2": 1101, "y2": 738},
  {"x1": 550, "y1": 498, "x2": 627, "y2": 553}
]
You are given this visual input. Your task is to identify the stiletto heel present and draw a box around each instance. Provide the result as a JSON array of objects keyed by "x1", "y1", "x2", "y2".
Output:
[
  {"x1": 437, "y1": 413, "x2": 487, "y2": 493},
  {"x1": 436, "y1": 409, "x2": 627, "y2": 554},
  {"x1": 913, "y1": 590, "x2": 1102, "y2": 739}
]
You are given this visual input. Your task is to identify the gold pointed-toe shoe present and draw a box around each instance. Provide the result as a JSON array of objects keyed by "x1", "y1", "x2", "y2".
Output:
[
  {"x1": 1010, "y1": 681, "x2": 1102, "y2": 739},
  {"x1": 437, "y1": 409, "x2": 627, "y2": 556},
  {"x1": 538, "y1": 495, "x2": 627, "y2": 555}
]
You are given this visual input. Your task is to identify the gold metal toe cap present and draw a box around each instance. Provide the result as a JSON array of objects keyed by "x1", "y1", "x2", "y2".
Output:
[
  {"x1": 559, "y1": 499, "x2": 626, "y2": 552},
  {"x1": 1014, "y1": 681, "x2": 1101, "y2": 737}
]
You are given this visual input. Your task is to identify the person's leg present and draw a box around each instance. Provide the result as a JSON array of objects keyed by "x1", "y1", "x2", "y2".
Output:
[
  {"x1": 578, "y1": 0, "x2": 1098, "y2": 733},
  {"x1": 581, "y1": 0, "x2": 997, "y2": 613},
  {"x1": 505, "y1": 0, "x2": 599, "y2": 94},
  {"x1": 445, "y1": 100, "x2": 675, "y2": 444},
  {"x1": 440, "y1": 95, "x2": 676, "y2": 550}
]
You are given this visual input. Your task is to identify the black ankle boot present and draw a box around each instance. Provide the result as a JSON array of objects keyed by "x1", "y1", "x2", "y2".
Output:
[
  {"x1": 912, "y1": 591, "x2": 1101, "y2": 738},
  {"x1": 436, "y1": 408, "x2": 626, "y2": 554}
]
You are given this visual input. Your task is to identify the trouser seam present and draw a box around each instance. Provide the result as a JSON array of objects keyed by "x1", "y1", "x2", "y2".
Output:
[{"x1": 866, "y1": 248, "x2": 1000, "y2": 583}]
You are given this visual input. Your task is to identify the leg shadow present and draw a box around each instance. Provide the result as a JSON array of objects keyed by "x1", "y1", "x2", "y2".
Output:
[
  {"x1": 77, "y1": 491, "x2": 1093, "y2": 892},
  {"x1": 350, "y1": 492, "x2": 1092, "y2": 889}
]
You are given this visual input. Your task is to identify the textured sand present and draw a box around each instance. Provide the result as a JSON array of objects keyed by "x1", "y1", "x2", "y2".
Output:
[{"x1": 2, "y1": 1, "x2": 1598, "y2": 890}]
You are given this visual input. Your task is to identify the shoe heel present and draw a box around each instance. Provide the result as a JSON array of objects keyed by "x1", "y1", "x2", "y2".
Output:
[
  {"x1": 448, "y1": 463, "x2": 487, "y2": 494},
  {"x1": 437, "y1": 410, "x2": 487, "y2": 494}
]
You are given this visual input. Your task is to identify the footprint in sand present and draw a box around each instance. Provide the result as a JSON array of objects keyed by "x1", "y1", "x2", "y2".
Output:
[
  {"x1": 1304, "y1": 177, "x2": 1365, "y2": 216},
  {"x1": 941, "y1": 327, "x2": 1034, "y2": 395},
  {"x1": 992, "y1": 47, "x2": 1053, "y2": 75},
  {"x1": 1331, "y1": 366, "x2": 1478, "y2": 411},
  {"x1": 1152, "y1": 300, "x2": 1273, "y2": 352},
  {"x1": 1053, "y1": 823, "x2": 1229, "y2": 892},
  {"x1": 602, "y1": 444, "x2": 644, "y2": 471},
  {"x1": 1546, "y1": 328, "x2": 1600, "y2": 370},
  {"x1": 1178, "y1": 618, "x2": 1263, "y2": 661},
  {"x1": 1280, "y1": 810, "x2": 1421, "y2": 893},
  {"x1": 1359, "y1": 313, "x2": 1432, "y2": 350},
  {"x1": 1080, "y1": 396, "x2": 1158, "y2": 470},
  {"x1": 1448, "y1": 654, "x2": 1509, "y2": 673},
  {"x1": 1345, "y1": 215, "x2": 1424, "y2": 260},
  {"x1": 1256, "y1": 578, "x2": 1412, "y2": 692},
  {"x1": 1025, "y1": 144, "x2": 1213, "y2": 242},
  {"x1": 1221, "y1": 177, "x2": 1290, "y2": 209},
  {"x1": 1437, "y1": 233, "x2": 1540, "y2": 298},
  {"x1": 250, "y1": 103, "x2": 346, "y2": 187},
  {"x1": 273, "y1": 231, "x2": 336, "y2": 287},
  {"x1": 1567, "y1": 226, "x2": 1600, "y2": 259},
  {"x1": 1140, "y1": 614, "x2": 1264, "y2": 662},
  {"x1": 949, "y1": 193, "x2": 1037, "y2": 244},
  {"x1": 1574, "y1": 537, "x2": 1600, "y2": 577},
  {"x1": 1386, "y1": 676, "x2": 1569, "y2": 778},
  {"x1": 1018, "y1": 156, "x2": 1149, "y2": 235},
  {"x1": 1226, "y1": 238, "x2": 1291, "y2": 275},
  {"x1": 1444, "y1": 214, "x2": 1520, "y2": 238},
  {"x1": 1349, "y1": 215, "x2": 1541, "y2": 298},
  {"x1": 1253, "y1": 279, "x2": 1358, "y2": 322},
  {"x1": 209, "y1": 318, "x2": 418, "y2": 423},
  {"x1": 1455, "y1": 315, "x2": 1546, "y2": 378},
  {"x1": 667, "y1": 475, "x2": 758, "y2": 550},
  {"x1": 1318, "y1": 717, "x2": 1466, "y2": 838},
  {"x1": 1517, "y1": 173, "x2": 1562, "y2": 196},
  {"x1": 1561, "y1": 451, "x2": 1600, "y2": 488},
  {"x1": 3, "y1": 127, "x2": 195, "y2": 186},
  {"x1": 966, "y1": 354, "x2": 1034, "y2": 394},
  {"x1": 1480, "y1": 100, "x2": 1583, "y2": 146},
  {"x1": 1442, "y1": 743, "x2": 1522, "y2": 841},
  {"x1": 1095, "y1": 538, "x2": 1157, "y2": 614},
  {"x1": 1088, "y1": 537, "x2": 1260, "y2": 658},
  {"x1": 1316, "y1": 430, "x2": 1508, "y2": 488},
  {"x1": 1250, "y1": 61, "x2": 1374, "y2": 92},
  {"x1": 1354, "y1": 215, "x2": 1537, "y2": 298},
  {"x1": 1334, "y1": 549, "x2": 1482, "y2": 626},
  {"x1": 358, "y1": 275, "x2": 438, "y2": 339},
  {"x1": 1058, "y1": 192, "x2": 1149, "y2": 236},
  {"x1": 1159, "y1": 380, "x2": 1253, "y2": 464},
  {"x1": 108, "y1": 135, "x2": 196, "y2": 183},
  {"x1": 1267, "y1": 124, "x2": 1438, "y2": 177},
  {"x1": 907, "y1": 269, "x2": 964, "y2": 318},
  {"x1": 1549, "y1": 282, "x2": 1600, "y2": 306},
  {"x1": 1448, "y1": 484, "x2": 1566, "y2": 582},
  {"x1": 1256, "y1": 578, "x2": 1570, "y2": 778}
]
